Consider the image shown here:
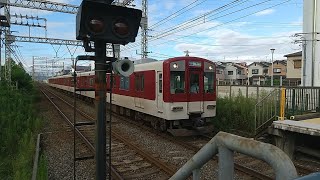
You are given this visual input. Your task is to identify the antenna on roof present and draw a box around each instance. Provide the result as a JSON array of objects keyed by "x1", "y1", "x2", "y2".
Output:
[{"x1": 184, "y1": 50, "x2": 190, "y2": 57}]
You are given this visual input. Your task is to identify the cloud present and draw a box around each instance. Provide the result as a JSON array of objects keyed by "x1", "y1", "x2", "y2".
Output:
[
  {"x1": 163, "y1": 1, "x2": 175, "y2": 10},
  {"x1": 174, "y1": 27, "x2": 301, "y2": 61},
  {"x1": 254, "y1": 9, "x2": 275, "y2": 16}
]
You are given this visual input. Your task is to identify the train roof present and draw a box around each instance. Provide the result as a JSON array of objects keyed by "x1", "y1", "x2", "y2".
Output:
[{"x1": 49, "y1": 56, "x2": 214, "y2": 79}]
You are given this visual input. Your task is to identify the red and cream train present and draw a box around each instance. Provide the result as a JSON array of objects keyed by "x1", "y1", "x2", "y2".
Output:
[{"x1": 48, "y1": 56, "x2": 216, "y2": 136}]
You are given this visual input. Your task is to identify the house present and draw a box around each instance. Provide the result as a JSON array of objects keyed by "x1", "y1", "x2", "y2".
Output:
[
  {"x1": 248, "y1": 62, "x2": 271, "y2": 85},
  {"x1": 221, "y1": 62, "x2": 247, "y2": 85},
  {"x1": 284, "y1": 51, "x2": 302, "y2": 86},
  {"x1": 268, "y1": 60, "x2": 287, "y2": 79},
  {"x1": 216, "y1": 63, "x2": 226, "y2": 84}
]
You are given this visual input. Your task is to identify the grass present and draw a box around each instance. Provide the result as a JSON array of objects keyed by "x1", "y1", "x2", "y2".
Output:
[
  {"x1": 0, "y1": 84, "x2": 46, "y2": 179},
  {"x1": 212, "y1": 90, "x2": 261, "y2": 136},
  {"x1": 37, "y1": 154, "x2": 48, "y2": 180}
]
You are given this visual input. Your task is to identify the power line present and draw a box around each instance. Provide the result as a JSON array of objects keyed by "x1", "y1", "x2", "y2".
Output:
[
  {"x1": 123, "y1": 0, "x2": 293, "y2": 52},
  {"x1": 149, "y1": 0, "x2": 208, "y2": 29},
  {"x1": 152, "y1": 0, "x2": 272, "y2": 40},
  {"x1": 123, "y1": 0, "x2": 246, "y2": 51}
]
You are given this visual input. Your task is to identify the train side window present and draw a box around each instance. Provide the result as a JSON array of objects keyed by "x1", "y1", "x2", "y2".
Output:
[
  {"x1": 120, "y1": 76, "x2": 130, "y2": 90},
  {"x1": 141, "y1": 75, "x2": 144, "y2": 91},
  {"x1": 90, "y1": 78, "x2": 94, "y2": 86},
  {"x1": 112, "y1": 76, "x2": 116, "y2": 88},
  {"x1": 135, "y1": 74, "x2": 140, "y2": 91},
  {"x1": 170, "y1": 71, "x2": 185, "y2": 94},
  {"x1": 159, "y1": 73, "x2": 162, "y2": 93},
  {"x1": 135, "y1": 74, "x2": 144, "y2": 92}
]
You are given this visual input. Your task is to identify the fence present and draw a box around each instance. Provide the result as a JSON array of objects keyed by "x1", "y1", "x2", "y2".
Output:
[
  {"x1": 285, "y1": 87, "x2": 320, "y2": 117},
  {"x1": 217, "y1": 85, "x2": 275, "y2": 99},
  {"x1": 216, "y1": 85, "x2": 320, "y2": 137}
]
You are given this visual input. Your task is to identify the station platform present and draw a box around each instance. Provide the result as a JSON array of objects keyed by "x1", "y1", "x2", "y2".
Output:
[
  {"x1": 272, "y1": 119, "x2": 320, "y2": 136},
  {"x1": 268, "y1": 116, "x2": 320, "y2": 159}
]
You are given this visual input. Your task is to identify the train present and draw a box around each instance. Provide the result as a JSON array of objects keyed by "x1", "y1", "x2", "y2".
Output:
[{"x1": 48, "y1": 56, "x2": 217, "y2": 136}]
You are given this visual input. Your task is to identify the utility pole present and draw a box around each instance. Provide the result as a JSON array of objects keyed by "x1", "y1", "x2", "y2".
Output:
[{"x1": 270, "y1": 48, "x2": 275, "y2": 86}]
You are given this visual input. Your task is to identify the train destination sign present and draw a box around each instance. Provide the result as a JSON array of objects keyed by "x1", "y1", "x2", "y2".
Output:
[{"x1": 189, "y1": 61, "x2": 201, "y2": 67}]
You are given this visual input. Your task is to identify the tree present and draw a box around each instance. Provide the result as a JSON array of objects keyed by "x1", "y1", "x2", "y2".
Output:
[{"x1": 4, "y1": 59, "x2": 33, "y2": 91}]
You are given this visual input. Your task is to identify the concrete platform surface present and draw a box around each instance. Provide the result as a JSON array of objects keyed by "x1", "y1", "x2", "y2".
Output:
[
  {"x1": 272, "y1": 120, "x2": 320, "y2": 136},
  {"x1": 301, "y1": 118, "x2": 320, "y2": 125}
]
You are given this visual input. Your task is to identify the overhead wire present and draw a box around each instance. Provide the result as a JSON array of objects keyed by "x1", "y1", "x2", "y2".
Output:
[
  {"x1": 149, "y1": 0, "x2": 208, "y2": 29},
  {"x1": 123, "y1": 0, "x2": 293, "y2": 52},
  {"x1": 122, "y1": 0, "x2": 247, "y2": 51}
]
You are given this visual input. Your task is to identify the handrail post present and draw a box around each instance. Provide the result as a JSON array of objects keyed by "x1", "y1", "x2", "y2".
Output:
[
  {"x1": 170, "y1": 132, "x2": 298, "y2": 180},
  {"x1": 218, "y1": 146, "x2": 234, "y2": 180},
  {"x1": 192, "y1": 169, "x2": 200, "y2": 180}
]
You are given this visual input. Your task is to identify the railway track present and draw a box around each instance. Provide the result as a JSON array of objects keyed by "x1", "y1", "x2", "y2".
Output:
[
  {"x1": 110, "y1": 106, "x2": 318, "y2": 180},
  {"x1": 41, "y1": 86, "x2": 176, "y2": 179},
  {"x1": 45, "y1": 85, "x2": 318, "y2": 179},
  {"x1": 46, "y1": 85, "x2": 274, "y2": 179}
]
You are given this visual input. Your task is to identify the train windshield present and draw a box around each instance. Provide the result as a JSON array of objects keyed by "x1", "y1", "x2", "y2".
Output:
[
  {"x1": 170, "y1": 71, "x2": 185, "y2": 94},
  {"x1": 204, "y1": 72, "x2": 214, "y2": 93}
]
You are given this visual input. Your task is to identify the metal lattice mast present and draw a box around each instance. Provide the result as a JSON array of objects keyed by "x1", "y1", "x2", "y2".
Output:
[
  {"x1": 141, "y1": 0, "x2": 148, "y2": 58},
  {"x1": 4, "y1": 0, "x2": 11, "y2": 84},
  {"x1": 1, "y1": 0, "x2": 79, "y2": 14}
]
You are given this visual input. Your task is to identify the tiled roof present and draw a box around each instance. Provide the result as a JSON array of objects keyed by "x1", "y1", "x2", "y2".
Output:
[
  {"x1": 248, "y1": 62, "x2": 271, "y2": 67},
  {"x1": 284, "y1": 51, "x2": 302, "y2": 57}
]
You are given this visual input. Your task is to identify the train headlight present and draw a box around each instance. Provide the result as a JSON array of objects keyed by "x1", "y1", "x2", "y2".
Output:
[
  {"x1": 208, "y1": 65, "x2": 213, "y2": 70},
  {"x1": 173, "y1": 63, "x2": 178, "y2": 69}
]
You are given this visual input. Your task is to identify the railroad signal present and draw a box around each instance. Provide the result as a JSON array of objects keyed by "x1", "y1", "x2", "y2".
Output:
[{"x1": 76, "y1": 0, "x2": 142, "y2": 45}]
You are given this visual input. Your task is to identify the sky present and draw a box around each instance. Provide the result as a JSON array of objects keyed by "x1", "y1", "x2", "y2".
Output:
[{"x1": 1, "y1": 0, "x2": 303, "y2": 74}]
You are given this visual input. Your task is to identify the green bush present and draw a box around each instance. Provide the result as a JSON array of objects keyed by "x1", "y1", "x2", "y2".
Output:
[
  {"x1": 0, "y1": 61, "x2": 45, "y2": 179},
  {"x1": 212, "y1": 91, "x2": 257, "y2": 136},
  {"x1": 0, "y1": 86, "x2": 43, "y2": 179}
]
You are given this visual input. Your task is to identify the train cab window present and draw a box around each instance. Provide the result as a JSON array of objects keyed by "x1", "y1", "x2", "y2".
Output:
[
  {"x1": 204, "y1": 72, "x2": 214, "y2": 93},
  {"x1": 120, "y1": 76, "x2": 130, "y2": 90},
  {"x1": 190, "y1": 73, "x2": 200, "y2": 94},
  {"x1": 170, "y1": 71, "x2": 185, "y2": 94}
]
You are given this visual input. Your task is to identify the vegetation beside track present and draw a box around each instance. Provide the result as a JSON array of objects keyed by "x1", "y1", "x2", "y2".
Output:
[
  {"x1": 212, "y1": 91, "x2": 258, "y2": 136},
  {"x1": 0, "y1": 62, "x2": 47, "y2": 179}
]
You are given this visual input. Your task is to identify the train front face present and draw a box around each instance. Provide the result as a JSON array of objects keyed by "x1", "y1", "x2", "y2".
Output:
[{"x1": 163, "y1": 57, "x2": 216, "y2": 135}]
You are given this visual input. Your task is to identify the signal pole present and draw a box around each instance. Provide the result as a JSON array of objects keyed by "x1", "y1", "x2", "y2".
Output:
[{"x1": 94, "y1": 40, "x2": 108, "y2": 180}]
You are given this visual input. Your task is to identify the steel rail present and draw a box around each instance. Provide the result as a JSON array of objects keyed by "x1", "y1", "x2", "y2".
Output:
[
  {"x1": 109, "y1": 111, "x2": 274, "y2": 179},
  {"x1": 44, "y1": 86, "x2": 176, "y2": 177},
  {"x1": 40, "y1": 88, "x2": 123, "y2": 180},
  {"x1": 111, "y1": 131, "x2": 176, "y2": 176}
]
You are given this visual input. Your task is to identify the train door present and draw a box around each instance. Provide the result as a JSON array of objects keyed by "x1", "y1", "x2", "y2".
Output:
[
  {"x1": 157, "y1": 72, "x2": 163, "y2": 113},
  {"x1": 188, "y1": 70, "x2": 203, "y2": 113}
]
